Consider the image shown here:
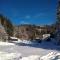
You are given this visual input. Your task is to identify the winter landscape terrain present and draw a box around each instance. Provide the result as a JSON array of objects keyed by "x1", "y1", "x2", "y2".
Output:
[
  {"x1": 0, "y1": 0, "x2": 60, "y2": 60},
  {"x1": 0, "y1": 37, "x2": 60, "y2": 60}
]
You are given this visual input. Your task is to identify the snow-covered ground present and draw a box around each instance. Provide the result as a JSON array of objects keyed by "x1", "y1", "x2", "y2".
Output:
[
  {"x1": 0, "y1": 51, "x2": 21, "y2": 60},
  {"x1": 40, "y1": 52, "x2": 60, "y2": 60},
  {"x1": 0, "y1": 38, "x2": 60, "y2": 60},
  {"x1": 20, "y1": 52, "x2": 60, "y2": 60},
  {"x1": 0, "y1": 42, "x2": 15, "y2": 46}
]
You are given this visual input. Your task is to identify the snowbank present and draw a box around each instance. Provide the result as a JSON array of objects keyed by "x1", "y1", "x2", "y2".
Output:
[
  {"x1": 40, "y1": 52, "x2": 60, "y2": 60},
  {"x1": 21, "y1": 40, "x2": 32, "y2": 44},
  {"x1": 0, "y1": 52, "x2": 22, "y2": 60},
  {"x1": 0, "y1": 42, "x2": 15, "y2": 46},
  {"x1": 10, "y1": 37, "x2": 18, "y2": 39},
  {"x1": 10, "y1": 37, "x2": 32, "y2": 44},
  {"x1": 43, "y1": 34, "x2": 50, "y2": 40}
]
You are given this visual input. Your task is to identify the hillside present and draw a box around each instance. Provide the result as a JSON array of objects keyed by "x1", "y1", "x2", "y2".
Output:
[{"x1": 13, "y1": 24, "x2": 56, "y2": 40}]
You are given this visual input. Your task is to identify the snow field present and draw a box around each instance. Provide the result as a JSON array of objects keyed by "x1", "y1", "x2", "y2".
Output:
[
  {"x1": 0, "y1": 52, "x2": 21, "y2": 60},
  {"x1": 20, "y1": 52, "x2": 60, "y2": 60}
]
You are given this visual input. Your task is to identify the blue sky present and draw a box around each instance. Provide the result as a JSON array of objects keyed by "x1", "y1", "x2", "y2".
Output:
[{"x1": 0, "y1": 0, "x2": 58, "y2": 25}]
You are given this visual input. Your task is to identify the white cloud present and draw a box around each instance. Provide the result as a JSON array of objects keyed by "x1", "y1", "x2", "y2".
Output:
[
  {"x1": 20, "y1": 21, "x2": 30, "y2": 24},
  {"x1": 21, "y1": 13, "x2": 45, "y2": 19}
]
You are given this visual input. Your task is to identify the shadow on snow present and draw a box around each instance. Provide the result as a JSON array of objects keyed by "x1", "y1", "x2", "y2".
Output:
[{"x1": 14, "y1": 41, "x2": 60, "y2": 51}]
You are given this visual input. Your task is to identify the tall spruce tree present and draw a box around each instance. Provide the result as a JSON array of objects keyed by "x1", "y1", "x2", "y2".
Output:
[
  {"x1": 0, "y1": 14, "x2": 14, "y2": 36},
  {"x1": 57, "y1": 0, "x2": 60, "y2": 24}
]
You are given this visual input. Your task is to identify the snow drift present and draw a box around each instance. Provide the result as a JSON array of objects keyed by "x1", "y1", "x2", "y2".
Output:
[
  {"x1": 40, "y1": 52, "x2": 60, "y2": 60},
  {"x1": 0, "y1": 52, "x2": 21, "y2": 60}
]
